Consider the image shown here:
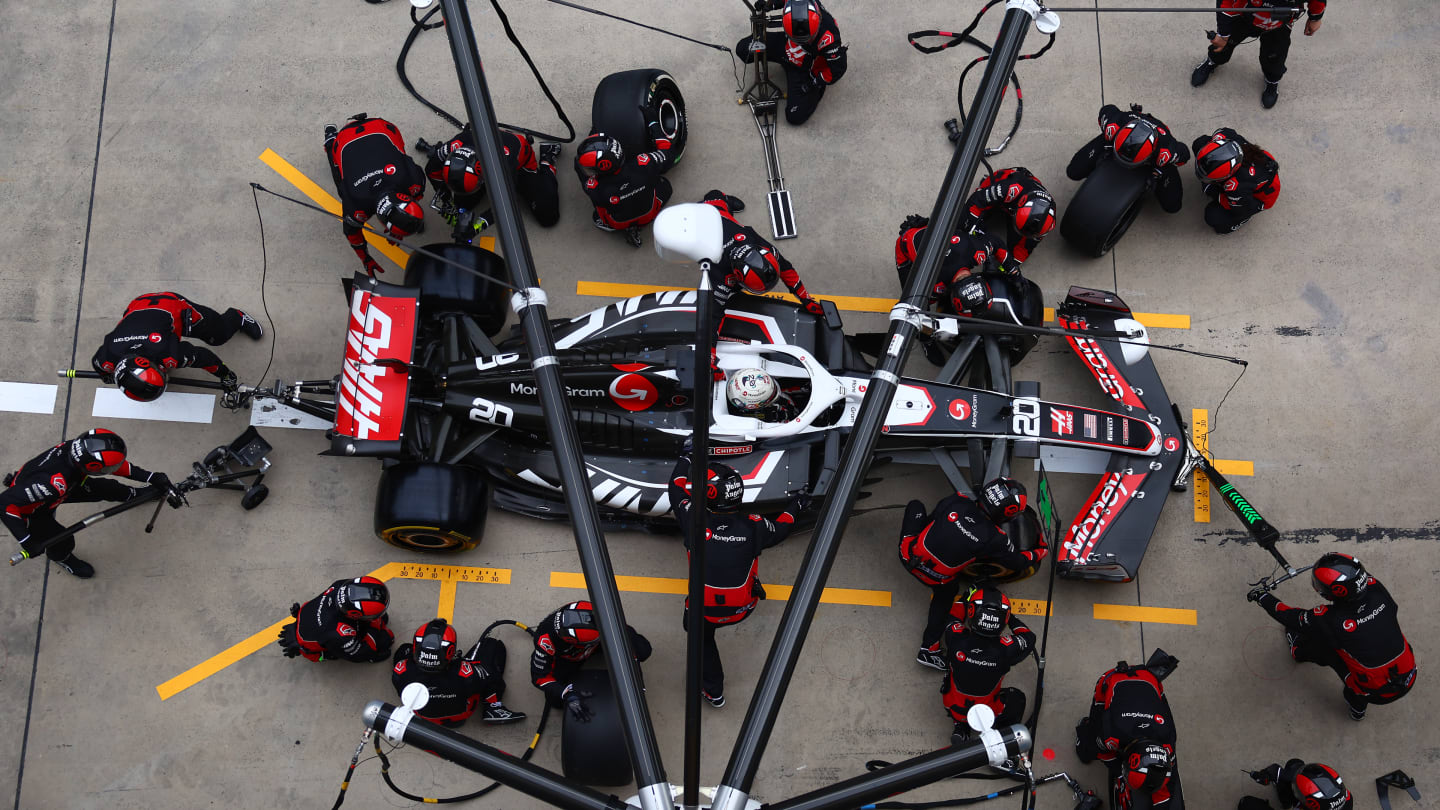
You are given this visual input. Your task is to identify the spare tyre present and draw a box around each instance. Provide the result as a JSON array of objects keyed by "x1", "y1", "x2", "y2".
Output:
[
  {"x1": 591, "y1": 69, "x2": 688, "y2": 165},
  {"x1": 404, "y1": 242, "x2": 510, "y2": 337},
  {"x1": 1059, "y1": 156, "x2": 1151, "y2": 257},
  {"x1": 374, "y1": 461, "x2": 489, "y2": 551},
  {"x1": 560, "y1": 668, "x2": 634, "y2": 786}
]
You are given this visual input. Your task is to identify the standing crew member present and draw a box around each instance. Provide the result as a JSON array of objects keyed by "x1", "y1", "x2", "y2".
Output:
[
  {"x1": 941, "y1": 586, "x2": 1033, "y2": 743},
  {"x1": 1190, "y1": 0, "x2": 1327, "y2": 108},
  {"x1": 1238, "y1": 760, "x2": 1352, "y2": 810},
  {"x1": 669, "y1": 456, "x2": 804, "y2": 707},
  {"x1": 91, "y1": 291, "x2": 263, "y2": 402},
  {"x1": 1, "y1": 429, "x2": 168, "y2": 578},
  {"x1": 421, "y1": 124, "x2": 561, "y2": 238},
  {"x1": 1192, "y1": 128, "x2": 1280, "y2": 234},
  {"x1": 1247, "y1": 553, "x2": 1417, "y2": 720},
  {"x1": 391, "y1": 618, "x2": 526, "y2": 726},
  {"x1": 323, "y1": 113, "x2": 427, "y2": 275},
  {"x1": 277, "y1": 576, "x2": 394, "y2": 663},
  {"x1": 735, "y1": 0, "x2": 848, "y2": 125},
  {"x1": 899, "y1": 478, "x2": 1042, "y2": 671},
  {"x1": 575, "y1": 128, "x2": 675, "y2": 248},
  {"x1": 1075, "y1": 653, "x2": 1185, "y2": 808},
  {"x1": 1067, "y1": 103, "x2": 1191, "y2": 214},
  {"x1": 963, "y1": 167, "x2": 1055, "y2": 270},
  {"x1": 530, "y1": 601, "x2": 652, "y2": 723}
]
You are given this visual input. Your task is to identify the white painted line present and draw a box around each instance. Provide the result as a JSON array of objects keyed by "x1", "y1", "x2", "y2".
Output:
[
  {"x1": 1033, "y1": 445, "x2": 1110, "y2": 475},
  {"x1": 93, "y1": 389, "x2": 215, "y2": 424},
  {"x1": 0, "y1": 382, "x2": 58, "y2": 415},
  {"x1": 249, "y1": 399, "x2": 332, "y2": 431}
]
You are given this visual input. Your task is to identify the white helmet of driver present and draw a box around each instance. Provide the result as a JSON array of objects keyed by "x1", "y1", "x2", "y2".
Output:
[{"x1": 727, "y1": 368, "x2": 778, "y2": 413}]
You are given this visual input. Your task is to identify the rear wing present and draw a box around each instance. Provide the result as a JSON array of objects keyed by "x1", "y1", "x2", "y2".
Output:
[
  {"x1": 1053, "y1": 287, "x2": 1185, "y2": 581},
  {"x1": 325, "y1": 275, "x2": 420, "y2": 457}
]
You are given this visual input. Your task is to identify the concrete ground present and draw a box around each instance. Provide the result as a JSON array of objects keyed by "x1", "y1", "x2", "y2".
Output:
[{"x1": 2, "y1": 0, "x2": 1437, "y2": 807}]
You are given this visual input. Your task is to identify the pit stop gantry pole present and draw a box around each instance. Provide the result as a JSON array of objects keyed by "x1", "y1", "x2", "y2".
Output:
[
  {"x1": 710, "y1": 4, "x2": 1049, "y2": 809},
  {"x1": 435, "y1": 1, "x2": 672, "y2": 807}
]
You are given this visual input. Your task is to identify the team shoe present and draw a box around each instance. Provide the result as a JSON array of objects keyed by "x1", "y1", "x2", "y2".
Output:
[
  {"x1": 323, "y1": 124, "x2": 338, "y2": 141},
  {"x1": 538, "y1": 142, "x2": 562, "y2": 166},
  {"x1": 56, "y1": 554, "x2": 94, "y2": 579},
  {"x1": 950, "y1": 723, "x2": 971, "y2": 745},
  {"x1": 916, "y1": 646, "x2": 947, "y2": 671},
  {"x1": 625, "y1": 226, "x2": 644, "y2": 249},
  {"x1": 1190, "y1": 59, "x2": 1216, "y2": 87},
  {"x1": 482, "y1": 702, "x2": 527, "y2": 724},
  {"x1": 591, "y1": 210, "x2": 618, "y2": 232},
  {"x1": 723, "y1": 194, "x2": 746, "y2": 213},
  {"x1": 702, "y1": 690, "x2": 726, "y2": 708},
  {"x1": 1348, "y1": 703, "x2": 1366, "y2": 722},
  {"x1": 237, "y1": 311, "x2": 264, "y2": 340},
  {"x1": 1261, "y1": 80, "x2": 1280, "y2": 109}
]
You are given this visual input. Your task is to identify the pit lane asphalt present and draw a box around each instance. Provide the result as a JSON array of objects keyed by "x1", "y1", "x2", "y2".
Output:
[{"x1": 2, "y1": 1, "x2": 1437, "y2": 807}]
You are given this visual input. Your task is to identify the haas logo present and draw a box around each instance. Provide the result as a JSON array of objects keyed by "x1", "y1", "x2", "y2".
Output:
[
  {"x1": 608, "y1": 374, "x2": 658, "y2": 412},
  {"x1": 637, "y1": 153, "x2": 650, "y2": 166},
  {"x1": 50, "y1": 474, "x2": 67, "y2": 494}
]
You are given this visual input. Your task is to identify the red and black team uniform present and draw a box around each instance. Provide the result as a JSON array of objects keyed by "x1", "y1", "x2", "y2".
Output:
[
  {"x1": 91, "y1": 292, "x2": 256, "y2": 387},
  {"x1": 1256, "y1": 578, "x2": 1417, "y2": 715},
  {"x1": 899, "y1": 493, "x2": 1042, "y2": 653},
  {"x1": 1239, "y1": 760, "x2": 1353, "y2": 810},
  {"x1": 894, "y1": 215, "x2": 1009, "y2": 311},
  {"x1": 578, "y1": 131, "x2": 674, "y2": 234},
  {"x1": 286, "y1": 580, "x2": 394, "y2": 663},
  {"x1": 323, "y1": 114, "x2": 427, "y2": 275},
  {"x1": 1, "y1": 432, "x2": 159, "y2": 566},
  {"x1": 1067, "y1": 105, "x2": 1191, "y2": 213},
  {"x1": 964, "y1": 167, "x2": 1053, "y2": 269},
  {"x1": 424, "y1": 125, "x2": 560, "y2": 227},
  {"x1": 669, "y1": 458, "x2": 800, "y2": 701},
  {"x1": 391, "y1": 637, "x2": 512, "y2": 727},
  {"x1": 1191, "y1": 128, "x2": 1280, "y2": 234},
  {"x1": 940, "y1": 611, "x2": 1033, "y2": 733},
  {"x1": 735, "y1": 0, "x2": 848, "y2": 125},
  {"x1": 1199, "y1": 0, "x2": 1326, "y2": 84},
  {"x1": 1076, "y1": 661, "x2": 1185, "y2": 808},
  {"x1": 529, "y1": 605, "x2": 652, "y2": 707}
]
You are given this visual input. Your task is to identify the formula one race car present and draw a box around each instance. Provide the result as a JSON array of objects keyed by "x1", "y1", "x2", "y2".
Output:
[{"x1": 296, "y1": 236, "x2": 1186, "y2": 581}]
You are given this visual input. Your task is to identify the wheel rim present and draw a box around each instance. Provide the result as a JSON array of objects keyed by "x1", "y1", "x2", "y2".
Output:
[
  {"x1": 657, "y1": 98, "x2": 680, "y2": 139},
  {"x1": 389, "y1": 528, "x2": 466, "y2": 551}
]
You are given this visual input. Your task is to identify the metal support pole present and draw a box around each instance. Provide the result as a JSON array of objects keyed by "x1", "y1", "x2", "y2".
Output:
[
  {"x1": 683, "y1": 265, "x2": 715, "y2": 808},
  {"x1": 362, "y1": 702, "x2": 630, "y2": 810},
  {"x1": 436, "y1": 2, "x2": 671, "y2": 806},
  {"x1": 711, "y1": 7, "x2": 1038, "y2": 808}
]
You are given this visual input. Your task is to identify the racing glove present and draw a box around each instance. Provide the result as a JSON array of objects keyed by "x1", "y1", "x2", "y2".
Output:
[
  {"x1": 216, "y1": 366, "x2": 240, "y2": 393},
  {"x1": 1248, "y1": 764, "x2": 1282, "y2": 785},
  {"x1": 562, "y1": 685, "x2": 593, "y2": 723},
  {"x1": 1246, "y1": 585, "x2": 1267, "y2": 603},
  {"x1": 646, "y1": 120, "x2": 672, "y2": 152},
  {"x1": 800, "y1": 297, "x2": 826, "y2": 316},
  {"x1": 899, "y1": 214, "x2": 929, "y2": 235},
  {"x1": 146, "y1": 471, "x2": 171, "y2": 490},
  {"x1": 362, "y1": 256, "x2": 384, "y2": 276}
]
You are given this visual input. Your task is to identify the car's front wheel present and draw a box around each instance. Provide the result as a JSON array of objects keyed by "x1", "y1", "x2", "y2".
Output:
[{"x1": 373, "y1": 462, "x2": 489, "y2": 552}]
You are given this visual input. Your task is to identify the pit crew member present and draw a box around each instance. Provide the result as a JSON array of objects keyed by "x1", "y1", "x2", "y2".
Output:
[
  {"x1": 1066, "y1": 103, "x2": 1190, "y2": 214},
  {"x1": 1191, "y1": 0, "x2": 1327, "y2": 108},
  {"x1": 1192, "y1": 128, "x2": 1280, "y2": 234},
  {"x1": 530, "y1": 600, "x2": 652, "y2": 723},
  {"x1": 391, "y1": 618, "x2": 526, "y2": 726},
  {"x1": 941, "y1": 586, "x2": 1033, "y2": 743},
  {"x1": 277, "y1": 576, "x2": 394, "y2": 663},
  {"x1": 420, "y1": 123, "x2": 560, "y2": 237},
  {"x1": 894, "y1": 214, "x2": 1008, "y2": 310},
  {"x1": 735, "y1": 0, "x2": 848, "y2": 125},
  {"x1": 1075, "y1": 652, "x2": 1185, "y2": 808},
  {"x1": 1239, "y1": 760, "x2": 1352, "y2": 810},
  {"x1": 91, "y1": 291, "x2": 262, "y2": 401},
  {"x1": 574, "y1": 129, "x2": 675, "y2": 248},
  {"x1": 962, "y1": 167, "x2": 1055, "y2": 270},
  {"x1": 323, "y1": 113, "x2": 427, "y2": 275}
]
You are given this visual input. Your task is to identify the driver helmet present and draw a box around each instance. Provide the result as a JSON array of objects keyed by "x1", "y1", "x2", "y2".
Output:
[
  {"x1": 728, "y1": 368, "x2": 779, "y2": 414},
  {"x1": 961, "y1": 586, "x2": 1011, "y2": 636},
  {"x1": 730, "y1": 245, "x2": 780, "y2": 293},
  {"x1": 113, "y1": 355, "x2": 167, "y2": 402},
  {"x1": 1013, "y1": 192, "x2": 1055, "y2": 237},
  {"x1": 554, "y1": 600, "x2": 601, "y2": 649},
  {"x1": 575, "y1": 133, "x2": 624, "y2": 177},
  {"x1": 412, "y1": 618, "x2": 459, "y2": 672},
  {"x1": 677, "y1": 463, "x2": 745, "y2": 512},
  {"x1": 1113, "y1": 118, "x2": 1160, "y2": 167},
  {"x1": 1311, "y1": 552, "x2": 1369, "y2": 602},
  {"x1": 783, "y1": 0, "x2": 823, "y2": 44},
  {"x1": 442, "y1": 146, "x2": 484, "y2": 196},
  {"x1": 1120, "y1": 740, "x2": 1174, "y2": 795},
  {"x1": 950, "y1": 275, "x2": 991, "y2": 315},
  {"x1": 69, "y1": 429, "x2": 128, "y2": 475},
  {"x1": 1194, "y1": 135, "x2": 1244, "y2": 183},
  {"x1": 375, "y1": 193, "x2": 425, "y2": 238},
  {"x1": 979, "y1": 476, "x2": 1027, "y2": 522},
  {"x1": 1291, "y1": 763, "x2": 1352, "y2": 810},
  {"x1": 336, "y1": 576, "x2": 390, "y2": 622}
]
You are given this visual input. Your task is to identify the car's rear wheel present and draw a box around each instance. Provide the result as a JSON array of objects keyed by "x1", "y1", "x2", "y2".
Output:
[
  {"x1": 1059, "y1": 157, "x2": 1150, "y2": 257},
  {"x1": 374, "y1": 462, "x2": 489, "y2": 552},
  {"x1": 404, "y1": 242, "x2": 510, "y2": 336},
  {"x1": 560, "y1": 668, "x2": 634, "y2": 786},
  {"x1": 592, "y1": 69, "x2": 688, "y2": 165}
]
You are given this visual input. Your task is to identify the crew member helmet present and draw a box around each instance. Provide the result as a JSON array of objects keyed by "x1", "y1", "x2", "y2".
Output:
[
  {"x1": 980, "y1": 476, "x2": 1028, "y2": 522},
  {"x1": 337, "y1": 576, "x2": 390, "y2": 621},
  {"x1": 575, "y1": 134, "x2": 624, "y2": 177},
  {"x1": 412, "y1": 618, "x2": 459, "y2": 672},
  {"x1": 950, "y1": 276, "x2": 991, "y2": 315},
  {"x1": 1013, "y1": 193, "x2": 1055, "y2": 238},
  {"x1": 678, "y1": 463, "x2": 746, "y2": 512},
  {"x1": 113, "y1": 355, "x2": 167, "y2": 402},
  {"x1": 782, "y1": 0, "x2": 823, "y2": 44},
  {"x1": 375, "y1": 193, "x2": 425, "y2": 238},
  {"x1": 1195, "y1": 136, "x2": 1244, "y2": 183},
  {"x1": 961, "y1": 586, "x2": 1011, "y2": 636},
  {"x1": 1120, "y1": 740, "x2": 1174, "y2": 795},
  {"x1": 70, "y1": 428, "x2": 128, "y2": 475},
  {"x1": 442, "y1": 146, "x2": 484, "y2": 196},
  {"x1": 1113, "y1": 118, "x2": 1160, "y2": 167},
  {"x1": 730, "y1": 245, "x2": 780, "y2": 293},
  {"x1": 555, "y1": 601, "x2": 601, "y2": 648},
  {"x1": 1291, "y1": 763, "x2": 1352, "y2": 810},
  {"x1": 1311, "y1": 552, "x2": 1369, "y2": 602}
]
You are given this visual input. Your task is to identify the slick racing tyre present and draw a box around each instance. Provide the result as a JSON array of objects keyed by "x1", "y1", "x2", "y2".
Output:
[
  {"x1": 373, "y1": 462, "x2": 490, "y2": 551},
  {"x1": 961, "y1": 507, "x2": 1047, "y2": 583},
  {"x1": 404, "y1": 242, "x2": 510, "y2": 336},
  {"x1": 1059, "y1": 156, "x2": 1151, "y2": 257},
  {"x1": 591, "y1": 69, "x2": 688, "y2": 166},
  {"x1": 560, "y1": 669, "x2": 634, "y2": 786}
]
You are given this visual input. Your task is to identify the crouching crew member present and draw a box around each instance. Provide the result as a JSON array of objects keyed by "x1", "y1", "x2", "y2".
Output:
[
  {"x1": 1, "y1": 429, "x2": 167, "y2": 578},
  {"x1": 1067, "y1": 103, "x2": 1190, "y2": 213},
  {"x1": 963, "y1": 167, "x2": 1055, "y2": 271},
  {"x1": 1076, "y1": 653, "x2": 1184, "y2": 808},
  {"x1": 575, "y1": 128, "x2": 675, "y2": 248},
  {"x1": 530, "y1": 601, "x2": 652, "y2": 723},
  {"x1": 735, "y1": 0, "x2": 848, "y2": 125},
  {"x1": 1239, "y1": 760, "x2": 1352, "y2": 810},
  {"x1": 941, "y1": 586, "x2": 1033, "y2": 743},
  {"x1": 391, "y1": 618, "x2": 526, "y2": 726},
  {"x1": 323, "y1": 113, "x2": 427, "y2": 275},
  {"x1": 422, "y1": 123, "x2": 561, "y2": 237},
  {"x1": 894, "y1": 214, "x2": 1008, "y2": 311},
  {"x1": 900, "y1": 478, "x2": 1041, "y2": 671},
  {"x1": 92, "y1": 291, "x2": 262, "y2": 402},
  {"x1": 1247, "y1": 553, "x2": 1416, "y2": 720},
  {"x1": 278, "y1": 576, "x2": 394, "y2": 663},
  {"x1": 1192, "y1": 128, "x2": 1280, "y2": 234},
  {"x1": 669, "y1": 456, "x2": 803, "y2": 707}
]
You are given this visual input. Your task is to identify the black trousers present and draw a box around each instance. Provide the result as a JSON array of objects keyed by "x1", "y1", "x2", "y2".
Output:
[
  {"x1": 922, "y1": 579, "x2": 962, "y2": 649},
  {"x1": 1202, "y1": 200, "x2": 1259, "y2": 233},
  {"x1": 184, "y1": 302, "x2": 247, "y2": 346},
  {"x1": 16, "y1": 479, "x2": 138, "y2": 560},
  {"x1": 684, "y1": 610, "x2": 727, "y2": 696},
  {"x1": 1207, "y1": 21, "x2": 1294, "y2": 82},
  {"x1": 1067, "y1": 137, "x2": 1184, "y2": 214},
  {"x1": 736, "y1": 32, "x2": 828, "y2": 125},
  {"x1": 1290, "y1": 630, "x2": 1414, "y2": 712},
  {"x1": 455, "y1": 168, "x2": 561, "y2": 229}
]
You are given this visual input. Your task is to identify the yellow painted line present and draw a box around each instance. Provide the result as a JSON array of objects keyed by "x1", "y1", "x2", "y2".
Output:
[
  {"x1": 1009, "y1": 598, "x2": 1052, "y2": 618},
  {"x1": 1213, "y1": 459, "x2": 1253, "y2": 476},
  {"x1": 437, "y1": 579, "x2": 459, "y2": 623},
  {"x1": 550, "y1": 571, "x2": 890, "y2": 608},
  {"x1": 258, "y1": 149, "x2": 410, "y2": 269},
  {"x1": 1093, "y1": 603, "x2": 1198, "y2": 626},
  {"x1": 159, "y1": 561, "x2": 508, "y2": 700},
  {"x1": 1193, "y1": 408, "x2": 1211, "y2": 524},
  {"x1": 575, "y1": 282, "x2": 1190, "y2": 329}
]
